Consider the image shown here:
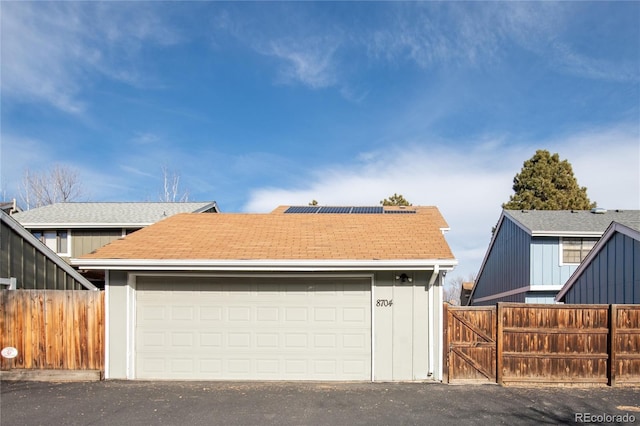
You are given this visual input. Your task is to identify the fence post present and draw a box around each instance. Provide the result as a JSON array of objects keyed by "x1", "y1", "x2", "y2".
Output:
[
  {"x1": 442, "y1": 303, "x2": 449, "y2": 384},
  {"x1": 496, "y1": 302, "x2": 503, "y2": 385},
  {"x1": 609, "y1": 304, "x2": 617, "y2": 387}
]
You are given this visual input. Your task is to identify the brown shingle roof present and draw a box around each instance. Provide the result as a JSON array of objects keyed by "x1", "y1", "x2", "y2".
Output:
[{"x1": 81, "y1": 206, "x2": 454, "y2": 261}]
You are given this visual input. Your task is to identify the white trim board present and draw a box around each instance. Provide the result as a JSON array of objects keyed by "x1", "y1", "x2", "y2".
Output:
[
  {"x1": 73, "y1": 258, "x2": 458, "y2": 272},
  {"x1": 473, "y1": 285, "x2": 563, "y2": 303}
]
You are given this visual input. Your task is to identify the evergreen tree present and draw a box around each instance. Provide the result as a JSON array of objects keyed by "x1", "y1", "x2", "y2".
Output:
[
  {"x1": 503, "y1": 150, "x2": 596, "y2": 210},
  {"x1": 380, "y1": 193, "x2": 412, "y2": 206}
]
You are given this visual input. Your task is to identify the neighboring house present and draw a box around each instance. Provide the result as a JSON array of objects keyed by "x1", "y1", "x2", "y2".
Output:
[
  {"x1": 555, "y1": 221, "x2": 639, "y2": 304},
  {"x1": 12, "y1": 202, "x2": 219, "y2": 287},
  {"x1": 12, "y1": 202, "x2": 220, "y2": 259},
  {"x1": 469, "y1": 208, "x2": 640, "y2": 306},
  {"x1": 459, "y1": 281, "x2": 473, "y2": 306},
  {"x1": 75, "y1": 205, "x2": 458, "y2": 382},
  {"x1": 0, "y1": 210, "x2": 96, "y2": 290}
]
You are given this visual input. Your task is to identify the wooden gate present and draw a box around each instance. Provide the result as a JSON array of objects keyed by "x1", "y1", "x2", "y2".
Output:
[{"x1": 444, "y1": 305, "x2": 496, "y2": 383}]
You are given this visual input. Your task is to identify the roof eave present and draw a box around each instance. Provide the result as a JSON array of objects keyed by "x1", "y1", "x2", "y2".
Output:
[
  {"x1": 193, "y1": 201, "x2": 220, "y2": 213},
  {"x1": 531, "y1": 231, "x2": 604, "y2": 238},
  {"x1": 72, "y1": 258, "x2": 458, "y2": 272},
  {"x1": 20, "y1": 223, "x2": 151, "y2": 229}
]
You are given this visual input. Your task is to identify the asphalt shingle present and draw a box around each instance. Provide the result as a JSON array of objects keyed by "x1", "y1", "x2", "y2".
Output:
[
  {"x1": 504, "y1": 209, "x2": 640, "y2": 234},
  {"x1": 12, "y1": 202, "x2": 218, "y2": 226},
  {"x1": 81, "y1": 206, "x2": 455, "y2": 261}
]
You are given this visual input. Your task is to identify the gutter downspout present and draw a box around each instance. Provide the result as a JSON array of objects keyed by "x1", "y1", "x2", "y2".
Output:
[{"x1": 428, "y1": 264, "x2": 439, "y2": 377}]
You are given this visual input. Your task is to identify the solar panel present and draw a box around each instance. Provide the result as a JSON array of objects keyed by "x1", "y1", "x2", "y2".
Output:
[
  {"x1": 284, "y1": 206, "x2": 389, "y2": 214},
  {"x1": 383, "y1": 209, "x2": 417, "y2": 214},
  {"x1": 352, "y1": 206, "x2": 383, "y2": 214},
  {"x1": 284, "y1": 206, "x2": 321, "y2": 214},
  {"x1": 318, "y1": 206, "x2": 352, "y2": 214}
]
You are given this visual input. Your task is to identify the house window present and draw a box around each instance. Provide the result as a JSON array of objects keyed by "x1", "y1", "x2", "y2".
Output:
[
  {"x1": 562, "y1": 238, "x2": 597, "y2": 264},
  {"x1": 56, "y1": 231, "x2": 68, "y2": 253},
  {"x1": 31, "y1": 230, "x2": 69, "y2": 255},
  {"x1": 32, "y1": 231, "x2": 45, "y2": 243}
]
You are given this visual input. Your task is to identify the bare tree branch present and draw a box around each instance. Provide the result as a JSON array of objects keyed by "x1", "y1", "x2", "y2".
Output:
[
  {"x1": 160, "y1": 166, "x2": 189, "y2": 202},
  {"x1": 20, "y1": 165, "x2": 85, "y2": 209}
]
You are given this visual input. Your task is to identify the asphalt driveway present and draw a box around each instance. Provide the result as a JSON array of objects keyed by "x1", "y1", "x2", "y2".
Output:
[{"x1": 1, "y1": 381, "x2": 639, "y2": 425}]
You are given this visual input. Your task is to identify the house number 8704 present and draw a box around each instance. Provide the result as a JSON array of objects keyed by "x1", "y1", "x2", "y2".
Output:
[{"x1": 376, "y1": 299, "x2": 393, "y2": 307}]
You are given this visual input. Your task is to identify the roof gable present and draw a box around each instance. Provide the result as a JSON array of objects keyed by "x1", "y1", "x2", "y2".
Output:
[{"x1": 555, "y1": 221, "x2": 640, "y2": 301}]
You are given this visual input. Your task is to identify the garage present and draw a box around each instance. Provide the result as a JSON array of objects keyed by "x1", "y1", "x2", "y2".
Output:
[
  {"x1": 134, "y1": 276, "x2": 372, "y2": 380},
  {"x1": 78, "y1": 206, "x2": 457, "y2": 381}
]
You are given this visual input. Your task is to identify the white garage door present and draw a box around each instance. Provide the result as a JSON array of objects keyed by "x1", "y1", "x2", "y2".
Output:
[{"x1": 135, "y1": 276, "x2": 371, "y2": 380}]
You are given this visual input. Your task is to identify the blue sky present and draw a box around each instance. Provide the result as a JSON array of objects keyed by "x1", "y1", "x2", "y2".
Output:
[{"x1": 1, "y1": 1, "x2": 639, "y2": 282}]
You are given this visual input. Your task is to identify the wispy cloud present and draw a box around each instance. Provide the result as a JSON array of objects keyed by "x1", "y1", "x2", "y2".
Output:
[
  {"x1": 119, "y1": 165, "x2": 155, "y2": 179},
  {"x1": 3, "y1": 2, "x2": 634, "y2": 113},
  {"x1": 491, "y1": 2, "x2": 638, "y2": 83},
  {"x1": 1, "y1": 2, "x2": 183, "y2": 114},
  {"x1": 365, "y1": 3, "x2": 503, "y2": 68},
  {"x1": 212, "y1": 1, "x2": 637, "y2": 101},
  {"x1": 211, "y1": 5, "x2": 346, "y2": 90},
  {"x1": 131, "y1": 132, "x2": 162, "y2": 145},
  {"x1": 547, "y1": 41, "x2": 639, "y2": 83},
  {"x1": 266, "y1": 37, "x2": 341, "y2": 89}
]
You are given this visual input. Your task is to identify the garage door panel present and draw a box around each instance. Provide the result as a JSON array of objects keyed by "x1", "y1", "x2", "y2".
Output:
[
  {"x1": 284, "y1": 307, "x2": 308, "y2": 321},
  {"x1": 140, "y1": 358, "x2": 165, "y2": 374},
  {"x1": 140, "y1": 332, "x2": 165, "y2": 348},
  {"x1": 314, "y1": 307, "x2": 336, "y2": 321},
  {"x1": 256, "y1": 333, "x2": 279, "y2": 348},
  {"x1": 135, "y1": 277, "x2": 371, "y2": 380},
  {"x1": 137, "y1": 329, "x2": 371, "y2": 352},
  {"x1": 200, "y1": 359, "x2": 222, "y2": 374},
  {"x1": 257, "y1": 307, "x2": 279, "y2": 321},
  {"x1": 139, "y1": 305, "x2": 166, "y2": 321},
  {"x1": 200, "y1": 306, "x2": 222, "y2": 321},
  {"x1": 171, "y1": 306, "x2": 195, "y2": 321},
  {"x1": 201, "y1": 332, "x2": 222, "y2": 347},
  {"x1": 343, "y1": 307, "x2": 367, "y2": 323}
]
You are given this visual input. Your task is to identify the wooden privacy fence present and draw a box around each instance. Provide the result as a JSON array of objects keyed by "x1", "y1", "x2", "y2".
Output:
[
  {"x1": 0, "y1": 290, "x2": 104, "y2": 372},
  {"x1": 444, "y1": 303, "x2": 640, "y2": 386}
]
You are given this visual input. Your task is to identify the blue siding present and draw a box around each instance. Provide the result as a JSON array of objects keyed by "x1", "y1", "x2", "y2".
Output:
[
  {"x1": 563, "y1": 232, "x2": 639, "y2": 304},
  {"x1": 473, "y1": 292, "x2": 525, "y2": 306},
  {"x1": 472, "y1": 217, "x2": 530, "y2": 304},
  {"x1": 524, "y1": 292, "x2": 557, "y2": 304},
  {"x1": 530, "y1": 237, "x2": 578, "y2": 286}
]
